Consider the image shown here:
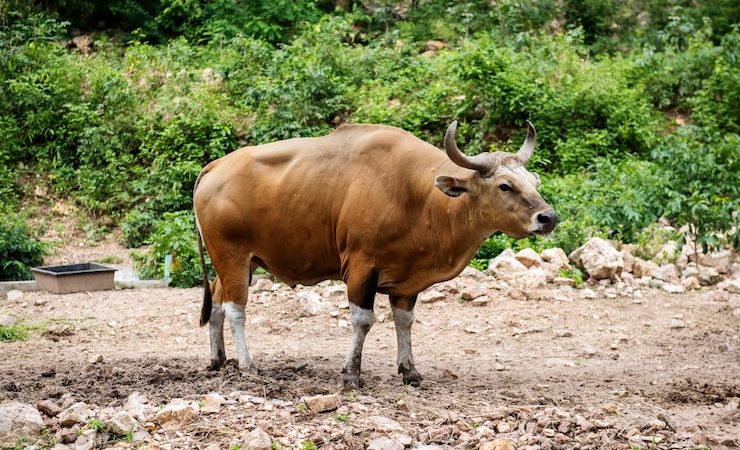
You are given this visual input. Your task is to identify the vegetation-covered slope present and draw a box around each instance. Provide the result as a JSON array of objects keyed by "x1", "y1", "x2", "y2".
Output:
[{"x1": 1, "y1": 0, "x2": 737, "y2": 283}]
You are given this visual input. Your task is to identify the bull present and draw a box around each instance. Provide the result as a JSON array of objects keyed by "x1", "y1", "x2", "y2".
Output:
[{"x1": 193, "y1": 121, "x2": 556, "y2": 388}]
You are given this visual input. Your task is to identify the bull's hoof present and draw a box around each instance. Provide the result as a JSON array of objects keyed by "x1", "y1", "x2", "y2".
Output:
[
  {"x1": 208, "y1": 358, "x2": 226, "y2": 371},
  {"x1": 342, "y1": 373, "x2": 365, "y2": 390},
  {"x1": 399, "y1": 366, "x2": 423, "y2": 387}
]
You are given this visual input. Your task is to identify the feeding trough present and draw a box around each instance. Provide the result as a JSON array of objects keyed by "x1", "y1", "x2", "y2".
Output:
[{"x1": 32, "y1": 263, "x2": 117, "y2": 294}]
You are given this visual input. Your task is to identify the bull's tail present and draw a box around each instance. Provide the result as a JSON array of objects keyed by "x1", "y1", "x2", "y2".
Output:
[{"x1": 193, "y1": 168, "x2": 212, "y2": 327}]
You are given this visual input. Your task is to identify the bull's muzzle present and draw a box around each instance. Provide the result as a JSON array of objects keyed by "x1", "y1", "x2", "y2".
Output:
[{"x1": 534, "y1": 210, "x2": 558, "y2": 234}]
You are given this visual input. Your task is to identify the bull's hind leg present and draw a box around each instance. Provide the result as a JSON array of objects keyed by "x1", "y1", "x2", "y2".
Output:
[
  {"x1": 211, "y1": 252, "x2": 255, "y2": 373},
  {"x1": 208, "y1": 277, "x2": 226, "y2": 370},
  {"x1": 341, "y1": 268, "x2": 378, "y2": 389},
  {"x1": 391, "y1": 295, "x2": 423, "y2": 386}
]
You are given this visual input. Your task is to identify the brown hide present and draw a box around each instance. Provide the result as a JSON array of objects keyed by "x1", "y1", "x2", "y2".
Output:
[{"x1": 194, "y1": 124, "x2": 547, "y2": 305}]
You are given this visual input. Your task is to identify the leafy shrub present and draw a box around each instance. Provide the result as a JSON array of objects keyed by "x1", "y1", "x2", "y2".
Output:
[
  {"x1": 121, "y1": 209, "x2": 158, "y2": 248},
  {"x1": 133, "y1": 210, "x2": 212, "y2": 287},
  {"x1": 0, "y1": 214, "x2": 47, "y2": 281}
]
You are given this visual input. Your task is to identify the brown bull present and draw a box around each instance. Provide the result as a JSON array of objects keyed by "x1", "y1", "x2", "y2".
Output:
[{"x1": 193, "y1": 121, "x2": 556, "y2": 388}]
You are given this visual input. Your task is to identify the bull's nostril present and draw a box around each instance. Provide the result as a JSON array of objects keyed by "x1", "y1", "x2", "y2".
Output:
[{"x1": 537, "y1": 213, "x2": 552, "y2": 224}]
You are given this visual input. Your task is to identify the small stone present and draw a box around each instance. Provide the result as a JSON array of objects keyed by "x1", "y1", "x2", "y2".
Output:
[
  {"x1": 681, "y1": 276, "x2": 701, "y2": 290},
  {"x1": 155, "y1": 399, "x2": 199, "y2": 429},
  {"x1": 508, "y1": 289, "x2": 527, "y2": 301},
  {"x1": 88, "y1": 355, "x2": 103, "y2": 364},
  {"x1": 296, "y1": 291, "x2": 330, "y2": 316},
  {"x1": 670, "y1": 319, "x2": 687, "y2": 329},
  {"x1": 541, "y1": 248, "x2": 570, "y2": 269},
  {"x1": 242, "y1": 427, "x2": 271, "y2": 450},
  {"x1": 471, "y1": 296, "x2": 490, "y2": 306},
  {"x1": 123, "y1": 392, "x2": 148, "y2": 421},
  {"x1": 461, "y1": 285, "x2": 487, "y2": 301},
  {"x1": 516, "y1": 248, "x2": 544, "y2": 268},
  {"x1": 253, "y1": 278, "x2": 273, "y2": 291},
  {"x1": 200, "y1": 392, "x2": 225, "y2": 414},
  {"x1": 302, "y1": 393, "x2": 341, "y2": 413},
  {"x1": 36, "y1": 400, "x2": 62, "y2": 417},
  {"x1": 58, "y1": 402, "x2": 94, "y2": 427},
  {"x1": 74, "y1": 429, "x2": 95, "y2": 450},
  {"x1": 0, "y1": 402, "x2": 44, "y2": 447},
  {"x1": 367, "y1": 437, "x2": 404, "y2": 450},
  {"x1": 555, "y1": 330, "x2": 572, "y2": 338},
  {"x1": 581, "y1": 288, "x2": 597, "y2": 299},
  {"x1": 552, "y1": 277, "x2": 575, "y2": 287},
  {"x1": 370, "y1": 415, "x2": 406, "y2": 433},
  {"x1": 575, "y1": 415, "x2": 592, "y2": 432},
  {"x1": 542, "y1": 428, "x2": 555, "y2": 437},
  {"x1": 6, "y1": 290, "x2": 23, "y2": 301},
  {"x1": 0, "y1": 315, "x2": 17, "y2": 327},
  {"x1": 419, "y1": 289, "x2": 446, "y2": 303},
  {"x1": 496, "y1": 421, "x2": 512, "y2": 433},
  {"x1": 480, "y1": 439, "x2": 516, "y2": 450},
  {"x1": 105, "y1": 411, "x2": 139, "y2": 435},
  {"x1": 662, "y1": 283, "x2": 685, "y2": 294}
]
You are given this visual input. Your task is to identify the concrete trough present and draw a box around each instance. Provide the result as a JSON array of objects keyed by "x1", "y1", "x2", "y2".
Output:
[{"x1": 32, "y1": 263, "x2": 116, "y2": 294}]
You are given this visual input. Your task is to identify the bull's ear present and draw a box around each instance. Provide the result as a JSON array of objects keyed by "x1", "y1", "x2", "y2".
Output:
[{"x1": 435, "y1": 175, "x2": 469, "y2": 197}]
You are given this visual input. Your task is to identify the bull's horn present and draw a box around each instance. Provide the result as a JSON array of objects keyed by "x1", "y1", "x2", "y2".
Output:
[
  {"x1": 444, "y1": 121, "x2": 489, "y2": 173},
  {"x1": 516, "y1": 120, "x2": 536, "y2": 164}
]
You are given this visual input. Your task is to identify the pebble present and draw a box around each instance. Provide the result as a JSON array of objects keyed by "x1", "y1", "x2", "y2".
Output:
[
  {"x1": 6, "y1": 290, "x2": 23, "y2": 301},
  {"x1": 302, "y1": 393, "x2": 341, "y2": 413},
  {"x1": 670, "y1": 319, "x2": 687, "y2": 329},
  {"x1": 555, "y1": 330, "x2": 572, "y2": 338}
]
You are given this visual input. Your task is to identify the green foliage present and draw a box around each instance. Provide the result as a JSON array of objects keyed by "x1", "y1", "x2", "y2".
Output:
[
  {"x1": 559, "y1": 267, "x2": 584, "y2": 287},
  {"x1": 133, "y1": 210, "x2": 212, "y2": 287},
  {"x1": 0, "y1": 322, "x2": 30, "y2": 342},
  {"x1": 0, "y1": 214, "x2": 47, "y2": 281},
  {"x1": 86, "y1": 418, "x2": 104, "y2": 432},
  {"x1": 633, "y1": 223, "x2": 681, "y2": 261},
  {"x1": 300, "y1": 441, "x2": 317, "y2": 450}
]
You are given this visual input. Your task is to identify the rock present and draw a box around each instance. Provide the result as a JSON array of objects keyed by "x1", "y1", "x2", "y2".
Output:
[
  {"x1": 418, "y1": 289, "x2": 446, "y2": 303},
  {"x1": 621, "y1": 251, "x2": 635, "y2": 273},
  {"x1": 74, "y1": 429, "x2": 96, "y2": 450},
  {"x1": 480, "y1": 439, "x2": 516, "y2": 450},
  {"x1": 155, "y1": 399, "x2": 199, "y2": 429},
  {"x1": 105, "y1": 411, "x2": 139, "y2": 436},
  {"x1": 516, "y1": 248, "x2": 544, "y2": 268},
  {"x1": 632, "y1": 258, "x2": 659, "y2": 279},
  {"x1": 652, "y1": 264, "x2": 680, "y2": 284},
  {"x1": 541, "y1": 248, "x2": 570, "y2": 269},
  {"x1": 302, "y1": 394, "x2": 341, "y2": 413},
  {"x1": 6, "y1": 290, "x2": 23, "y2": 301},
  {"x1": 654, "y1": 241, "x2": 678, "y2": 265},
  {"x1": 88, "y1": 354, "x2": 103, "y2": 364},
  {"x1": 200, "y1": 392, "x2": 225, "y2": 414},
  {"x1": 508, "y1": 288, "x2": 527, "y2": 300},
  {"x1": 367, "y1": 437, "x2": 404, "y2": 450},
  {"x1": 36, "y1": 399, "x2": 62, "y2": 417},
  {"x1": 242, "y1": 427, "x2": 271, "y2": 450},
  {"x1": 123, "y1": 393, "x2": 148, "y2": 421},
  {"x1": 370, "y1": 415, "x2": 406, "y2": 433},
  {"x1": 718, "y1": 278, "x2": 740, "y2": 294},
  {"x1": 487, "y1": 250, "x2": 528, "y2": 278},
  {"x1": 575, "y1": 414, "x2": 592, "y2": 432},
  {"x1": 513, "y1": 268, "x2": 548, "y2": 290},
  {"x1": 581, "y1": 288, "x2": 597, "y2": 299},
  {"x1": 296, "y1": 291, "x2": 330, "y2": 316},
  {"x1": 58, "y1": 402, "x2": 94, "y2": 427},
  {"x1": 700, "y1": 250, "x2": 734, "y2": 273},
  {"x1": 569, "y1": 238, "x2": 623, "y2": 280},
  {"x1": 0, "y1": 315, "x2": 16, "y2": 327},
  {"x1": 471, "y1": 296, "x2": 490, "y2": 306},
  {"x1": 698, "y1": 266, "x2": 721, "y2": 286},
  {"x1": 0, "y1": 402, "x2": 44, "y2": 447},
  {"x1": 71, "y1": 35, "x2": 93, "y2": 54},
  {"x1": 496, "y1": 421, "x2": 512, "y2": 433},
  {"x1": 552, "y1": 277, "x2": 575, "y2": 287},
  {"x1": 461, "y1": 266, "x2": 486, "y2": 280},
  {"x1": 555, "y1": 330, "x2": 572, "y2": 338},
  {"x1": 670, "y1": 319, "x2": 687, "y2": 329},
  {"x1": 662, "y1": 283, "x2": 685, "y2": 294},
  {"x1": 461, "y1": 285, "x2": 487, "y2": 301},
  {"x1": 50, "y1": 444, "x2": 72, "y2": 450},
  {"x1": 253, "y1": 278, "x2": 273, "y2": 291},
  {"x1": 681, "y1": 276, "x2": 701, "y2": 290}
]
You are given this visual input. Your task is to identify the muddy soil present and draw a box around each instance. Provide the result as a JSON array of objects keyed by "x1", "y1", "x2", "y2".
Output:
[{"x1": 2, "y1": 271, "x2": 738, "y2": 449}]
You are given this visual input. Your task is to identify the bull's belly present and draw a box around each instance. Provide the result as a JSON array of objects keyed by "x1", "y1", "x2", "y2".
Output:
[{"x1": 252, "y1": 252, "x2": 342, "y2": 287}]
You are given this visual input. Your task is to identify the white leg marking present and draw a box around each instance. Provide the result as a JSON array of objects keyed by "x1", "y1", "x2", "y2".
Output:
[
  {"x1": 342, "y1": 303, "x2": 375, "y2": 375},
  {"x1": 392, "y1": 305, "x2": 415, "y2": 371},
  {"x1": 209, "y1": 303, "x2": 226, "y2": 366},
  {"x1": 224, "y1": 302, "x2": 252, "y2": 372}
]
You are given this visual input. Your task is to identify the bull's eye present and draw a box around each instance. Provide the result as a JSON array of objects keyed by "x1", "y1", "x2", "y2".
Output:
[{"x1": 499, "y1": 183, "x2": 512, "y2": 192}]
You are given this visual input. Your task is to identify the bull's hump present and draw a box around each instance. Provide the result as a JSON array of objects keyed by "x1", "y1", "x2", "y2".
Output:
[{"x1": 333, "y1": 123, "x2": 411, "y2": 137}]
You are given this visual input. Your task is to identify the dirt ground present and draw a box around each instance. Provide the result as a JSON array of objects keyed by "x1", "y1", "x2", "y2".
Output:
[{"x1": 2, "y1": 259, "x2": 739, "y2": 449}]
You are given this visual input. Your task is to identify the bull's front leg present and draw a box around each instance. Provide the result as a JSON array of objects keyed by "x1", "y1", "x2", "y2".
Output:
[
  {"x1": 341, "y1": 268, "x2": 378, "y2": 389},
  {"x1": 391, "y1": 295, "x2": 423, "y2": 386}
]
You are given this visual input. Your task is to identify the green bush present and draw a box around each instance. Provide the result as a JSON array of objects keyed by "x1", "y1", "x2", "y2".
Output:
[
  {"x1": 0, "y1": 214, "x2": 47, "y2": 281},
  {"x1": 133, "y1": 210, "x2": 212, "y2": 287}
]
